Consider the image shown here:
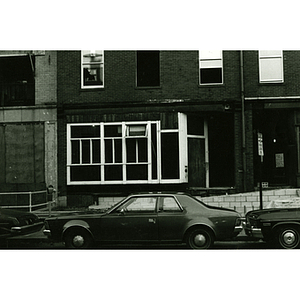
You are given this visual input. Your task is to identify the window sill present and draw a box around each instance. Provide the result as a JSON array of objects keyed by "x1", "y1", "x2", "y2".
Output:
[
  {"x1": 198, "y1": 83, "x2": 224, "y2": 88},
  {"x1": 135, "y1": 86, "x2": 161, "y2": 90},
  {"x1": 80, "y1": 87, "x2": 105, "y2": 92},
  {"x1": 259, "y1": 81, "x2": 285, "y2": 85}
]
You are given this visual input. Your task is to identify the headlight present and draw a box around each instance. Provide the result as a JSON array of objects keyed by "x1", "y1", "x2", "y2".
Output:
[
  {"x1": 11, "y1": 218, "x2": 20, "y2": 226},
  {"x1": 44, "y1": 220, "x2": 50, "y2": 230}
]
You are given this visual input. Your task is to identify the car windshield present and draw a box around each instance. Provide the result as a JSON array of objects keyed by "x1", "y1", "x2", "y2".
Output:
[{"x1": 104, "y1": 197, "x2": 127, "y2": 213}]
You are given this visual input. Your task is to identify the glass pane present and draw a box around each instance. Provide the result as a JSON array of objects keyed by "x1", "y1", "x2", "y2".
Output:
[
  {"x1": 188, "y1": 115, "x2": 204, "y2": 135},
  {"x1": 70, "y1": 166, "x2": 100, "y2": 181},
  {"x1": 105, "y1": 139, "x2": 113, "y2": 163},
  {"x1": 161, "y1": 133, "x2": 179, "y2": 179},
  {"x1": 71, "y1": 125, "x2": 100, "y2": 138},
  {"x1": 71, "y1": 140, "x2": 80, "y2": 164},
  {"x1": 200, "y1": 50, "x2": 222, "y2": 60},
  {"x1": 127, "y1": 125, "x2": 146, "y2": 136},
  {"x1": 163, "y1": 197, "x2": 181, "y2": 211},
  {"x1": 124, "y1": 197, "x2": 156, "y2": 212},
  {"x1": 138, "y1": 139, "x2": 147, "y2": 162},
  {"x1": 259, "y1": 50, "x2": 282, "y2": 57},
  {"x1": 115, "y1": 139, "x2": 122, "y2": 163},
  {"x1": 260, "y1": 58, "x2": 283, "y2": 81},
  {"x1": 104, "y1": 165, "x2": 122, "y2": 181},
  {"x1": 82, "y1": 50, "x2": 103, "y2": 63},
  {"x1": 200, "y1": 68, "x2": 222, "y2": 84},
  {"x1": 151, "y1": 124, "x2": 158, "y2": 180},
  {"x1": 200, "y1": 60, "x2": 222, "y2": 68},
  {"x1": 81, "y1": 140, "x2": 90, "y2": 163},
  {"x1": 137, "y1": 51, "x2": 160, "y2": 87},
  {"x1": 104, "y1": 125, "x2": 122, "y2": 137},
  {"x1": 92, "y1": 140, "x2": 100, "y2": 163},
  {"x1": 127, "y1": 164, "x2": 148, "y2": 180},
  {"x1": 83, "y1": 66, "x2": 103, "y2": 86},
  {"x1": 126, "y1": 139, "x2": 136, "y2": 163}
]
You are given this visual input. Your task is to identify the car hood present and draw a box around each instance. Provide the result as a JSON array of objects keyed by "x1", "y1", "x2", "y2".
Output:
[
  {"x1": 0, "y1": 208, "x2": 36, "y2": 218},
  {"x1": 205, "y1": 204, "x2": 239, "y2": 215},
  {"x1": 45, "y1": 209, "x2": 108, "y2": 221},
  {"x1": 246, "y1": 207, "x2": 300, "y2": 218}
]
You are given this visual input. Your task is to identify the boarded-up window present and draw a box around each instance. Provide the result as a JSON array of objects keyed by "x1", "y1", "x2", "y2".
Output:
[{"x1": 0, "y1": 123, "x2": 45, "y2": 186}]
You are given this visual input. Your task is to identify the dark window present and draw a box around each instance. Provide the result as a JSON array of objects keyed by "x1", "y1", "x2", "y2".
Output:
[
  {"x1": 0, "y1": 56, "x2": 35, "y2": 106},
  {"x1": 70, "y1": 166, "x2": 100, "y2": 181},
  {"x1": 71, "y1": 125, "x2": 100, "y2": 138},
  {"x1": 187, "y1": 115, "x2": 204, "y2": 135},
  {"x1": 161, "y1": 133, "x2": 179, "y2": 179},
  {"x1": 200, "y1": 68, "x2": 222, "y2": 84},
  {"x1": 137, "y1": 51, "x2": 160, "y2": 87}
]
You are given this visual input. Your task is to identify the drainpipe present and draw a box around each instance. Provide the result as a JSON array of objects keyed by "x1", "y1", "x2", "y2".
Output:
[{"x1": 240, "y1": 51, "x2": 247, "y2": 191}]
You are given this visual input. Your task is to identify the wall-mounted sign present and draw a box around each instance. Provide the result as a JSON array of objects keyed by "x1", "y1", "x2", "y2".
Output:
[
  {"x1": 275, "y1": 153, "x2": 284, "y2": 168},
  {"x1": 258, "y1": 132, "x2": 264, "y2": 156}
]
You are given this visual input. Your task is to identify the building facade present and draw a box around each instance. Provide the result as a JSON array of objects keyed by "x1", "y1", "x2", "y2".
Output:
[
  {"x1": 0, "y1": 50, "x2": 57, "y2": 207},
  {"x1": 3, "y1": 50, "x2": 300, "y2": 209},
  {"x1": 57, "y1": 50, "x2": 251, "y2": 207},
  {"x1": 243, "y1": 51, "x2": 300, "y2": 188}
]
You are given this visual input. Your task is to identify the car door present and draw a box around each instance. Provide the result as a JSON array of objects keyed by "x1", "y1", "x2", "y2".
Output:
[
  {"x1": 100, "y1": 196, "x2": 159, "y2": 242},
  {"x1": 157, "y1": 196, "x2": 186, "y2": 242}
]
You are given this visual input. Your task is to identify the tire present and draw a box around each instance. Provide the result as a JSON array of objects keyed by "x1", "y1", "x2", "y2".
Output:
[
  {"x1": 276, "y1": 226, "x2": 300, "y2": 249},
  {"x1": 64, "y1": 227, "x2": 93, "y2": 249},
  {"x1": 187, "y1": 228, "x2": 214, "y2": 249}
]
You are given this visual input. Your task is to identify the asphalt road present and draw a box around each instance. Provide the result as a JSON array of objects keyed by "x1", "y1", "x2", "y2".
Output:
[{"x1": 0, "y1": 227, "x2": 269, "y2": 250}]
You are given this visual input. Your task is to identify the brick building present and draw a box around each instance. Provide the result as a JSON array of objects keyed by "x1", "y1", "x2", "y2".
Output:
[
  {"x1": 3, "y1": 50, "x2": 300, "y2": 209},
  {"x1": 57, "y1": 50, "x2": 250, "y2": 207},
  {"x1": 243, "y1": 51, "x2": 300, "y2": 188},
  {"x1": 0, "y1": 51, "x2": 57, "y2": 207}
]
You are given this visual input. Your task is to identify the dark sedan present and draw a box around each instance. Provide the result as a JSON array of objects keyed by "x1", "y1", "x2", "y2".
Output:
[
  {"x1": 0, "y1": 208, "x2": 44, "y2": 239},
  {"x1": 44, "y1": 193, "x2": 243, "y2": 249},
  {"x1": 244, "y1": 207, "x2": 300, "y2": 249}
]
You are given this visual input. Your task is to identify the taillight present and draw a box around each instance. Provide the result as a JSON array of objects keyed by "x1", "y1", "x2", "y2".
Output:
[{"x1": 235, "y1": 217, "x2": 242, "y2": 226}]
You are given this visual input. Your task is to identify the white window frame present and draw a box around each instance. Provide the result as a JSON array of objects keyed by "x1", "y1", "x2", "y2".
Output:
[
  {"x1": 199, "y1": 50, "x2": 223, "y2": 85},
  {"x1": 67, "y1": 114, "x2": 189, "y2": 185},
  {"x1": 259, "y1": 50, "x2": 284, "y2": 83},
  {"x1": 81, "y1": 50, "x2": 104, "y2": 89}
]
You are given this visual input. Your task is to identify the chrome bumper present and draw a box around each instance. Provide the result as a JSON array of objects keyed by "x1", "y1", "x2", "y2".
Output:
[
  {"x1": 243, "y1": 222, "x2": 264, "y2": 239},
  {"x1": 234, "y1": 225, "x2": 243, "y2": 235},
  {"x1": 43, "y1": 229, "x2": 51, "y2": 237},
  {"x1": 10, "y1": 221, "x2": 44, "y2": 235}
]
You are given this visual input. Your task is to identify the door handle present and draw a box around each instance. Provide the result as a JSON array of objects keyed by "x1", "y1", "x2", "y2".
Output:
[{"x1": 148, "y1": 218, "x2": 156, "y2": 224}]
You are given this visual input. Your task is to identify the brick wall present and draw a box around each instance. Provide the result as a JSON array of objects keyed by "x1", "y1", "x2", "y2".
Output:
[
  {"x1": 35, "y1": 51, "x2": 57, "y2": 105},
  {"x1": 89, "y1": 189, "x2": 300, "y2": 216},
  {"x1": 200, "y1": 188, "x2": 300, "y2": 216},
  {"x1": 57, "y1": 50, "x2": 242, "y2": 106}
]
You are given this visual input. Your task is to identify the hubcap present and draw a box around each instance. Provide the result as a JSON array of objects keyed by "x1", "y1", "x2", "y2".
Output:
[
  {"x1": 194, "y1": 233, "x2": 207, "y2": 247},
  {"x1": 73, "y1": 235, "x2": 85, "y2": 247},
  {"x1": 283, "y1": 231, "x2": 296, "y2": 246}
]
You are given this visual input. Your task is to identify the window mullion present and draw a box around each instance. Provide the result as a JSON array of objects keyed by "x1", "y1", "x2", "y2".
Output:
[
  {"x1": 122, "y1": 123, "x2": 126, "y2": 182},
  {"x1": 80, "y1": 139, "x2": 82, "y2": 164},
  {"x1": 100, "y1": 124, "x2": 105, "y2": 182}
]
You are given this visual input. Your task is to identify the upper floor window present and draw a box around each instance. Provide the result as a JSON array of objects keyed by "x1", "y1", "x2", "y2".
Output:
[
  {"x1": 81, "y1": 50, "x2": 104, "y2": 88},
  {"x1": 136, "y1": 51, "x2": 160, "y2": 87},
  {"x1": 199, "y1": 50, "x2": 223, "y2": 85},
  {"x1": 259, "y1": 50, "x2": 284, "y2": 83}
]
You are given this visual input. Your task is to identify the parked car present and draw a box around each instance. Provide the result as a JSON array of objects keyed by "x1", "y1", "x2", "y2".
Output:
[
  {"x1": 244, "y1": 207, "x2": 300, "y2": 249},
  {"x1": 0, "y1": 208, "x2": 44, "y2": 239},
  {"x1": 44, "y1": 192, "x2": 243, "y2": 249}
]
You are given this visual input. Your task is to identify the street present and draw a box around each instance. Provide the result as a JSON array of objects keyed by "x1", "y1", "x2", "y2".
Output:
[{"x1": 0, "y1": 228, "x2": 269, "y2": 250}]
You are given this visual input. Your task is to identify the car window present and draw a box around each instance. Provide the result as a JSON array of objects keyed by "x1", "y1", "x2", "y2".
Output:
[
  {"x1": 162, "y1": 197, "x2": 181, "y2": 212},
  {"x1": 121, "y1": 197, "x2": 157, "y2": 213}
]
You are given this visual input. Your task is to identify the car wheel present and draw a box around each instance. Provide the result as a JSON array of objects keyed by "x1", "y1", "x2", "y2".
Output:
[
  {"x1": 64, "y1": 228, "x2": 93, "y2": 249},
  {"x1": 277, "y1": 226, "x2": 300, "y2": 249},
  {"x1": 187, "y1": 228, "x2": 214, "y2": 249}
]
